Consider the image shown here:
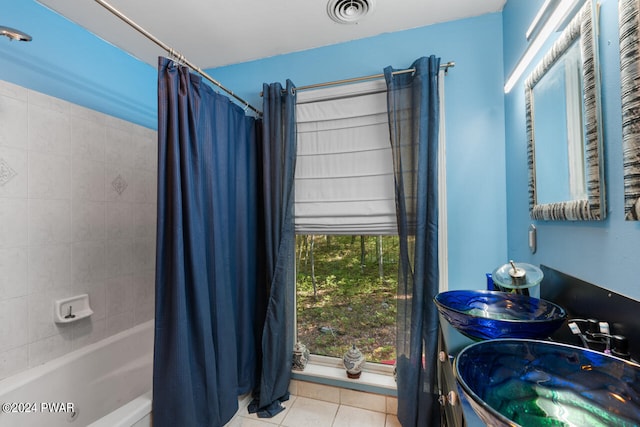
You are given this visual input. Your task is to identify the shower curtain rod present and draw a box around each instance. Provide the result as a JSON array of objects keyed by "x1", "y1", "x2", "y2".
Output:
[
  {"x1": 260, "y1": 61, "x2": 455, "y2": 97},
  {"x1": 93, "y1": 0, "x2": 262, "y2": 116}
]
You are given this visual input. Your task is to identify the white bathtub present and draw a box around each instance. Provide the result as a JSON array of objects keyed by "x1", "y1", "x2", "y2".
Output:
[{"x1": 0, "y1": 320, "x2": 154, "y2": 427}]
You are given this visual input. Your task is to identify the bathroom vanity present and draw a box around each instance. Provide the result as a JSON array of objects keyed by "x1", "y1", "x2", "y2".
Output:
[
  {"x1": 438, "y1": 322, "x2": 483, "y2": 427},
  {"x1": 437, "y1": 265, "x2": 640, "y2": 426}
]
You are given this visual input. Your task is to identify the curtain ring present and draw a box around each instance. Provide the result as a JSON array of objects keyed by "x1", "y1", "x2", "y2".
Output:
[
  {"x1": 243, "y1": 103, "x2": 250, "y2": 113},
  {"x1": 168, "y1": 49, "x2": 185, "y2": 66}
]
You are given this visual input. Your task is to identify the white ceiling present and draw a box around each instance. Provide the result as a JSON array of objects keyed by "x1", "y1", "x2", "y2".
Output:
[{"x1": 37, "y1": 0, "x2": 506, "y2": 69}]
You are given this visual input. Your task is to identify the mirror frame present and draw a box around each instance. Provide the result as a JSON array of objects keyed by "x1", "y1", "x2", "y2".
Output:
[
  {"x1": 525, "y1": 0, "x2": 605, "y2": 220},
  {"x1": 619, "y1": 0, "x2": 640, "y2": 220}
]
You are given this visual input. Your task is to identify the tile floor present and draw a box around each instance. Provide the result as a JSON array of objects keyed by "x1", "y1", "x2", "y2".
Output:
[{"x1": 225, "y1": 395, "x2": 401, "y2": 427}]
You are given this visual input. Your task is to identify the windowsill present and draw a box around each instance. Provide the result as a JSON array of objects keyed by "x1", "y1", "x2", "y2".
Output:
[{"x1": 291, "y1": 355, "x2": 397, "y2": 397}]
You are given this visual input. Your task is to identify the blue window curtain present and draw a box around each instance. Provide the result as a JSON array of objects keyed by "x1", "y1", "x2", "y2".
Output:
[
  {"x1": 153, "y1": 57, "x2": 260, "y2": 427},
  {"x1": 250, "y1": 80, "x2": 297, "y2": 418},
  {"x1": 385, "y1": 56, "x2": 442, "y2": 427}
]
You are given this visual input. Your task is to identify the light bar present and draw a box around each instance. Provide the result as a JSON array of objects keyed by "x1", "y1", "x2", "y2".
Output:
[
  {"x1": 504, "y1": 0, "x2": 582, "y2": 94},
  {"x1": 525, "y1": 0, "x2": 556, "y2": 40}
]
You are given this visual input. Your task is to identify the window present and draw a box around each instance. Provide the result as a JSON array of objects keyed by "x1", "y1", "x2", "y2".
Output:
[
  {"x1": 294, "y1": 80, "x2": 398, "y2": 365},
  {"x1": 296, "y1": 235, "x2": 398, "y2": 364},
  {"x1": 293, "y1": 72, "x2": 449, "y2": 367}
]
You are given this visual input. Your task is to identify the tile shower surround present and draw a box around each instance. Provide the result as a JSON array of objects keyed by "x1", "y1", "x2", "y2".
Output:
[{"x1": 0, "y1": 79, "x2": 157, "y2": 380}]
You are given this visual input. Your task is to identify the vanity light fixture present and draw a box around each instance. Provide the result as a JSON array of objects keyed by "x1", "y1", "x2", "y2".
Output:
[
  {"x1": 525, "y1": 0, "x2": 558, "y2": 40},
  {"x1": 504, "y1": 0, "x2": 581, "y2": 93}
]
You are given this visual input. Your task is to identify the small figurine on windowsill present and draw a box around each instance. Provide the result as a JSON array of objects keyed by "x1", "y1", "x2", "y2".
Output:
[
  {"x1": 343, "y1": 344, "x2": 366, "y2": 379},
  {"x1": 292, "y1": 341, "x2": 310, "y2": 371}
]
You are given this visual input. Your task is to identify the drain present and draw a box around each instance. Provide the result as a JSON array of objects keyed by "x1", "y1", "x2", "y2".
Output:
[{"x1": 327, "y1": 0, "x2": 376, "y2": 24}]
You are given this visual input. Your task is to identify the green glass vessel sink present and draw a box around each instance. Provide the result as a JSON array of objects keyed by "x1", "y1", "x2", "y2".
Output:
[{"x1": 455, "y1": 339, "x2": 640, "y2": 427}]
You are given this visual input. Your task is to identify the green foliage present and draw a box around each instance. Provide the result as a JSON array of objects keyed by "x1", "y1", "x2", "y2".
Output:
[{"x1": 296, "y1": 235, "x2": 399, "y2": 364}]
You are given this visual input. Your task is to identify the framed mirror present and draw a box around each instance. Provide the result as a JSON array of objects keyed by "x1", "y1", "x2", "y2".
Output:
[
  {"x1": 525, "y1": 0, "x2": 605, "y2": 220},
  {"x1": 619, "y1": 0, "x2": 640, "y2": 220}
]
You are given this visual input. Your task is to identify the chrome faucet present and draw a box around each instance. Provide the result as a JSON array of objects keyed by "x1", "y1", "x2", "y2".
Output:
[{"x1": 567, "y1": 318, "x2": 630, "y2": 360}]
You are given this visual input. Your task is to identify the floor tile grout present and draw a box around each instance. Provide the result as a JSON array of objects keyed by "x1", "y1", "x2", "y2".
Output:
[{"x1": 231, "y1": 394, "x2": 397, "y2": 427}]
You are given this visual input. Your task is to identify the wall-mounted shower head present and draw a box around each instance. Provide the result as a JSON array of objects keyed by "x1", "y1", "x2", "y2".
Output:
[{"x1": 0, "y1": 26, "x2": 32, "y2": 42}]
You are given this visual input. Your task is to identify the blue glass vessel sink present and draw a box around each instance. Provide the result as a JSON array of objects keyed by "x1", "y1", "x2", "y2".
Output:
[
  {"x1": 434, "y1": 290, "x2": 566, "y2": 340},
  {"x1": 455, "y1": 339, "x2": 640, "y2": 427}
]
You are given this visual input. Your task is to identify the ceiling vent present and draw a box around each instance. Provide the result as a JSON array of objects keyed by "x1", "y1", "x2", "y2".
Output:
[{"x1": 327, "y1": 0, "x2": 376, "y2": 24}]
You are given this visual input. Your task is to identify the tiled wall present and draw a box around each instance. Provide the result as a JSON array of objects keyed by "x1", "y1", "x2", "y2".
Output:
[{"x1": 0, "y1": 80, "x2": 157, "y2": 380}]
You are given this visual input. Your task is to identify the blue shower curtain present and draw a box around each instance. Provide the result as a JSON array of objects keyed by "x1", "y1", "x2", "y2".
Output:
[
  {"x1": 385, "y1": 56, "x2": 442, "y2": 427},
  {"x1": 153, "y1": 57, "x2": 260, "y2": 427},
  {"x1": 250, "y1": 80, "x2": 297, "y2": 417}
]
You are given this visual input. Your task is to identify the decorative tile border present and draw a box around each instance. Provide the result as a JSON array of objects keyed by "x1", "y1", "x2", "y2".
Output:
[
  {"x1": 0, "y1": 158, "x2": 17, "y2": 187},
  {"x1": 111, "y1": 174, "x2": 128, "y2": 196}
]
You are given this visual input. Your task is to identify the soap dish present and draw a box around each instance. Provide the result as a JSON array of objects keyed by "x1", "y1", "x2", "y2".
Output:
[{"x1": 54, "y1": 294, "x2": 93, "y2": 324}]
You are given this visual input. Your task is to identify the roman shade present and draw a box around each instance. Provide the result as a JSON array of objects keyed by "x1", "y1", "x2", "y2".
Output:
[{"x1": 295, "y1": 80, "x2": 397, "y2": 235}]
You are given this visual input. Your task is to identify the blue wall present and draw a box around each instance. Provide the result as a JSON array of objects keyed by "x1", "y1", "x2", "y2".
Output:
[
  {"x1": 208, "y1": 13, "x2": 508, "y2": 290},
  {"x1": 3, "y1": 1, "x2": 509, "y2": 291},
  {"x1": 503, "y1": 0, "x2": 640, "y2": 300},
  {"x1": 0, "y1": 0, "x2": 156, "y2": 129}
]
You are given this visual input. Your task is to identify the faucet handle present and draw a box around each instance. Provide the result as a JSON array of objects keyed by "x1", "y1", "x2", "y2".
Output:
[
  {"x1": 568, "y1": 321, "x2": 591, "y2": 349},
  {"x1": 568, "y1": 321, "x2": 582, "y2": 335},
  {"x1": 585, "y1": 318, "x2": 600, "y2": 334},
  {"x1": 568, "y1": 318, "x2": 599, "y2": 333}
]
